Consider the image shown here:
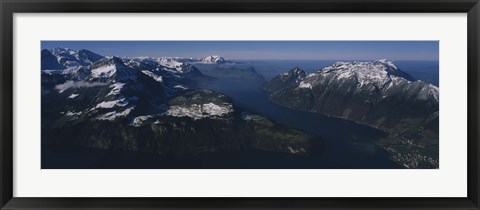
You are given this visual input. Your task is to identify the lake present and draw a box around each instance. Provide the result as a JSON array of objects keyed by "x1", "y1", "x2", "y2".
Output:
[{"x1": 198, "y1": 78, "x2": 401, "y2": 169}]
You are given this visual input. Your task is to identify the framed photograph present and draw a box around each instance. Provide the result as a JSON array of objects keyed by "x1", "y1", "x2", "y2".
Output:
[{"x1": 1, "y1": 0, "x2": 479, "y2": 209}]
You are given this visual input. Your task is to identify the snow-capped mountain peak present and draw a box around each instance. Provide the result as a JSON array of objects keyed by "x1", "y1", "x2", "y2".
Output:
[
  {"x1": 46, "y1": 47, "x2": 105, "y2": 69},
  {"x1": 321, "y1": 59, "x2": 414, "y2": 87},
  {"x1": 157, "y1": 57, "x2": 183, "y2": 70},
  {"x1": 374, "y1": 59, "x2": 399, "y2": 70},
  {"x1": 90, "y1": 57, "x2": 136, "y2": 80},
  {"x1": 202, "y1": 55, "x2": 226, "y2": 64},
  {"x1": 327, "y1": 59, "x2": 398, "y2": 72},
  {"x1": 51, "y1": 47, "x2": 76, "y2": 56}
]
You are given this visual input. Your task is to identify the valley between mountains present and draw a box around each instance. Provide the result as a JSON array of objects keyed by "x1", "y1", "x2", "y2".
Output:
[{"x1": 41, "y1": 48, "x2": 439, "y2": 169}]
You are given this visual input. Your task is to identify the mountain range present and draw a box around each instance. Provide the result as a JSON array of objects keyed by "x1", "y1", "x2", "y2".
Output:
[
  {"x1": 41, "y1": 48, "x2": 321, "y2": 158},
  {"x1": 41, "y1": 48, "x2": 439, "y2": 168}
]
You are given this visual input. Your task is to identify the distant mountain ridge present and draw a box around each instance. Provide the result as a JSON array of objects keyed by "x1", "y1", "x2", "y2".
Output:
[
  {"x1": 48, "y1": 47, "x2": 105, "y2": 69},
  {"x1": 41, "y1": 48, "x2": 234, "y2": 70},
  {"x1": 42, "y1": 48, "x2": 266, "y2": 82},
  {"x1": 201, "y1": 55, "x2": 227, "y2": 64}
]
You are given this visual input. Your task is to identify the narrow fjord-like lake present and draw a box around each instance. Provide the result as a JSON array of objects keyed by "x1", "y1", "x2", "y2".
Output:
[{"x1": 198, "y1": 78, "x2": 401, "y2": 169}]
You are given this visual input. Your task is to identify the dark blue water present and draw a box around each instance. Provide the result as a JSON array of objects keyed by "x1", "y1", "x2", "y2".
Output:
[
  {"x1": 394, "y1": 60, "x2": 439, "y2": 86},
  {"x1": 239, "y1": 60, "x2": 439, "y2": 86},
  {"x1": 198, "y1": 78, "x2": 401, "y2": 169}
]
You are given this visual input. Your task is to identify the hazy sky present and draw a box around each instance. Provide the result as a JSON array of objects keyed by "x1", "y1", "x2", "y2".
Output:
[{"x1": 42, "y1": 41, "x2": 439, "y2": 61}]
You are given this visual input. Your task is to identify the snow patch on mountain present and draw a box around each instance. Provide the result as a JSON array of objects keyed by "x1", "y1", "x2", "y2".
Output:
[
  {"x1": 337, "y1": 71, "x2": 354, "y2": 80},
  {"x1": 96, "y1": 106, "x2": 135, "y2": 121},
  {"x1": 91, "y1": 64, "x2": 117, "y2": 78},
  {"x1": 107, "y1": 83, "x2": 125, "y2": 96},
  {"x1": 203, "y1": 103, "x2": 232, "y2": 115},
  {"x1": 55, "y1": 81, "x2": 107, "y2": 93},
  {"x1": 174, "y1": 85, "x2": 188, "y2": 90},
  {"x1": 41, "y1": 70, "x2": 62, "y2": 75},
  {"x1": 90, "y1": 58, "x2": 137, "y2": 82},
  {"x1": 68, "y1": 94, "x2": 79, "y2": 99},
  {"x1": 298, "y1": 81, "x2": 312, "y2": 89},
  {"x1": 61, "y1": 66, "x2": 85, "y2": 75},
  {"x1": 95, "y1": 98, "x2": 129, "y2": 109},
  {"x1": 51, "y1": 48, "x2": 76, "y2": 56},
  {"x1": 65, "y1": 111, "x2": 82, "y2": 116},
  {"x1": 131, "y1": 115, "x2": 154, "y2": 127},
  {"x1": 141, "y1": 70, "x2": 163, "y2": 82},
  {"x1": 418, "y1": 84, "x2": 439, "y2": 101},
  {"x1": 429, "y1": 84, "x2": 439, "y2": 101},
  {"x1": 165, "y1": 102, "x2": 233, "y2": 120}
]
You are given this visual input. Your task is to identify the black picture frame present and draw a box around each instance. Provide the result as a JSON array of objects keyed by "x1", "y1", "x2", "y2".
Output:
[{"x1": 1, "y1": 0, "x2": 479, "y2": 209}]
